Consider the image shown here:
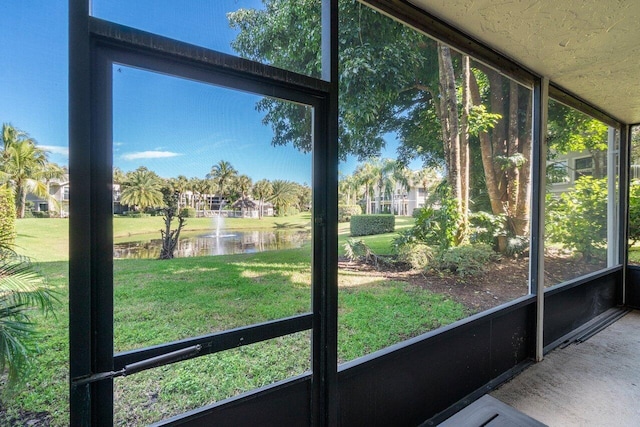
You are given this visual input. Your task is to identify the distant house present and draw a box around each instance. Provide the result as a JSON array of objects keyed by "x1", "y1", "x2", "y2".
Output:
[
  {"x1": 547, "y1": 149, "x2": 607, "y2": 194},
  {"x1": 28, "y1": 175, "x2": 70, "y2": 217},
  {"x1": 230, "y1": 198, "x2": 274, "y2": 218},
  {"x1": 368, "y1": 180, "x2": 433, "y2": 216}
]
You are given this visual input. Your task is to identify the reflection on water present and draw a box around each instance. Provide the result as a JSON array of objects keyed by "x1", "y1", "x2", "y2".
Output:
[{"x1": 114, "y1": 229, "x2": 310, "y2": 259}]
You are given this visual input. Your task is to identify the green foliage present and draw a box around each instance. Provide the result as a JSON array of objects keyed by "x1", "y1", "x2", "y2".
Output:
[
  {"x1": 343, "y1": 238, "x2": 377, "y2": 265},
  {"x1": 396, "y1": 185, "x2": 460, "y2": 250},
  {"x1": 122, "y1": 211, "x2": 149, "y2": 218},
  {"x1": 228, "y1": 0, "x2": 439, "y2": 161},
  {"x1": 396, "y1": 242, "x2": 433, "y2": 270},
  {"x1": 120, "y1": 167, "x2": 164, "y2": 211},
  {"x1": 546, "y1": 176, "x2": 607, "y2": 262},
  {"x1": 277, "y1": 206, "x2": 300, "y2": 217},
  {"x1": 0, "y1": 187, "x2": 16, "y2": 245},
  {"x1": 435, "y1": 243, "x2": 498, "y2": 277},
  {"x1": 338, "y1": 204, "x2": 361, "y2": 223},
  {"x1": 350, "y1": 214, "x2": 395, "y2": 237},
  {"x1": 469, "y1": 211, "x2": 505, "y2": 247},
  {"x1": 468, "y1": 105, "x2": 502, "y2": 135},
  {"x1": 31, "y1": 211, "x2": 51, "y2": 218},
  {"x1": 179, "y1": 207, "x2": 197, "y2": 218},
  {"x1": 629, "y1": 180, "x2": 640, "y2": 246},
  {"x1": 547, "y1": 101, "x2": 608, "y2": 155},
  {"x1": 0, "y1": 226, "x2": 56, "y2": 387},
  {"x1": 0, "y1": 124, "x2": 65, "y2": 218}
]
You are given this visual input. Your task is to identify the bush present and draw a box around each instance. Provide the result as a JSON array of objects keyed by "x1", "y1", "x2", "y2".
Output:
[
  {"x1": 343, "y1": 238, "x2": 378, "y2": 265},
  {"x1": 396, "y1": 242, "x2": 434, "y2": 270},
  {"x1": 31, "y1": 211, "x2": 51, "y2": 218},
  {"x1": 469, "y1": 211, "x2": 505, "y2": 247},
  {"x1": 350, "y1": 214, "x2": 395, "y2": 237},
  {"x1": 628, "y1": 180, "x2": 640, "y2": 246},
  {"x1": 402, "y1": 201, "x2": 459, "y2": 250},
  {"x1": 0, "y1": 188, "x2": 16, "y2": 244},
  {"x1": 123, "y1": 211, "x2": 150, "y2": 218},
  {"x1": 545, "y1": 176, "x2": 607, "y2": 262},
  {"x1": 277, "y1": 206, "x2": 300, "y2": 217},
  {"x1": 338, "y1": 204, "x2": 362, "y2": 223},
  {"x1": 435, "y1": 243, "x2": 498, "y2": 277},
  {"x1": 180, "y1": 207, "x2": 197, "y2": 218}
]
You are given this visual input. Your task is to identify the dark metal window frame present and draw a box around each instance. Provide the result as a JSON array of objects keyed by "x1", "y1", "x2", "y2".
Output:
[
  {"x1": 69, "y1": 0, "x2": 633, "y2": 425},
  {"x1": 70, "y1": 7, "x2": 338, "y2": 426}
]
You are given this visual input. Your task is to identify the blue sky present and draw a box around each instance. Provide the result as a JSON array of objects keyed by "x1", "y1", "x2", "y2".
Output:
[{"x1": 1, "y1": 1, "x2": 409, "y2": 184}]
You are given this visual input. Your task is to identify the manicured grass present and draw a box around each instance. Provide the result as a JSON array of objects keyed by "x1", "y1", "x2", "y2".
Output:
[
  {"x1": 15, "y1": 218, "x2": 69, "y2": 262},
  {"x1": 4, "y1": 214, "x2": 469, "y2": 425},
  {"x1": 628, "y1": 244, "x2": 640, "y2": 264}
]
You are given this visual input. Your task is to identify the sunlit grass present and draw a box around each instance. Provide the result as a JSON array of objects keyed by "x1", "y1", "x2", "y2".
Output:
[{"x1": 2, "y1": 214, "x2": 472, "y2": 426}]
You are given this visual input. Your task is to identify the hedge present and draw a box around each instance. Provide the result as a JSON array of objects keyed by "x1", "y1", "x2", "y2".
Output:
[
  {"x1": 338, "y1": 204, "x2": 362, "y2": 223},
  {"x1": 0, "y1": 187, "x2": 16, "y2": 244},
  {"x1": 180, "y1": 207, "x2": 197, "y2": 218},
  {"x1": 350, "y1": 214, "x2": 395, "y2": 237}
]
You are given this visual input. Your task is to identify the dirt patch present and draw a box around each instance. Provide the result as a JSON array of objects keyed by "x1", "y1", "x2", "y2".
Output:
[
  {"x1": 339, "y1": 254, "x2": 606, "y2": 314},
  {"x1": 0, "y1": 402, "x2": 51, "y2": 427}
]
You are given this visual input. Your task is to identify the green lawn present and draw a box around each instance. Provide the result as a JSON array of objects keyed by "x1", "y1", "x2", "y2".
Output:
[{"x1": 3, "y1": 215, "x2": 468, "y2": 425}]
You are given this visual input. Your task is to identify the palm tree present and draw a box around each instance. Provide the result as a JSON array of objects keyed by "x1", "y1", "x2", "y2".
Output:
[
  {"x1": 354, "y1": 161, "x2": 377, "y2": 214},
  {"x1": 391, "y1": 162, "x2": 411, "y2": 215},
  {"x1": 172, "y1": 175, "x2": 190, "y2": 209},
  {"x1": 269, "y1": 180, "x2": 298, "y2": 216},
  {"x1": 373, "y1": 159, "x2": 397, "y2": 214},
  {"x1": 112, "y1": 167, "x2": 126, "y2": 185},
  {"x1": 39, "y1": 162, "x2": 67, "y2": 216},
  {"x1": 0, "y1": 124, "x2": 58, "y2": 218},
  {"x1": 207, "y1": 160, "x2": 238, "y2": 215},
  {"x1": 339, "y1": 173, "x2": 360, "y2": 206},
  {"x1": 120, "y1": 167, "x2": 164, "y2": 211},
  {"x1": 0, "y1": 188, "x2": 55, "y2": 385},
  {"x1": 253, "y1": 179, "x2": 273, "y2": 219},
  {"x1": 193, "y1": 178, "x2": 214, "y2": 213},
  {"x1": 234, "y1": 174, "x2": 253, "y2": 217}
]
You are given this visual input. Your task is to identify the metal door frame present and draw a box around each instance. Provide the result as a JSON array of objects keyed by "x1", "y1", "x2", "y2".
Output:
[{"x1": 69, "y1": 9, "x2": 338, "y2": 426}]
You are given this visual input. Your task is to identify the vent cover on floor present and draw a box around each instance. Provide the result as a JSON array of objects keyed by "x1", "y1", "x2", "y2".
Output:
[{"x1": 438, "y1": 395, "x2": 547, "y2": 426}]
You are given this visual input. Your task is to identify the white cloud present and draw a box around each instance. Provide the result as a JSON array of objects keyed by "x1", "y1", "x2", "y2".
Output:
[
  {"x1": 40, "y1": 145, "x2": 69, "y2": 156},
  {"x1": 121, "y1": 150, "x2": 182, "y2": 161}
]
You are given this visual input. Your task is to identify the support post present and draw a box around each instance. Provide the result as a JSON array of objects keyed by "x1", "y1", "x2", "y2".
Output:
[{"x1": 530, "y1": 77, "x2": 549, "y2": 362}]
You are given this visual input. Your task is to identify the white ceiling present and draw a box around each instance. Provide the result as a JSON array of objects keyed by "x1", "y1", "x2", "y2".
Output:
[{"x1": 409, "y1": 0, "x2": 640, "y2": 125}]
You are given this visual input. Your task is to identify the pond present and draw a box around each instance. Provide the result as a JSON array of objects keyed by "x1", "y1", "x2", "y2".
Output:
[{"x1": 113, "y1": 229, "x2": 311, "y2": 259}]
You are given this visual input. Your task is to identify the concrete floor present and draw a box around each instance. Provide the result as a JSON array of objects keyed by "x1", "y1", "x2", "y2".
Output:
[{"x1": 492, "y1": 310, "x2": 640, "y2": 426}]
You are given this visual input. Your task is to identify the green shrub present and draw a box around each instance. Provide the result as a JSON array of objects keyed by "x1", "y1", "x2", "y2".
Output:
[
  {"x1": 350, "y1": 214, "x2": 395, "y2": 237},
  {"x1": 338, "y1": 204, "x2": 362, "y2": 223},
  {"x1": 435, "y1": 243, "x2": 498, "y2": 277},
  {"x1": 396, "y1": 242, "x2": 434, "y2": 270},
  {"x1": 31, "y1": 211, "x2": 50, "y2": 218},
  {"x1": 0, "y1": 187, "x2": 16, "y2": 244},
  {"x1": 180, "y1": 207, "x2": 197, "y2": 218},
  {"x1": 277, "y1": 206, "x2": 300, "y2": 217},
  {"x1": 469, "y1": 211, "x2": 505, "y2": 247},
  {"x1": 399, "y1": 201, "x2": 459, "y2": 250},
  {"x1": 343, "y1": 238, "x2": 377, "y2": 265},
  {"x1": 123, "y1": 211, "x2": 150, "y2": 218},
  {"x1": 545, "y1": 176, "x2": 607, "y2": 262},
  {"x1": 628, "y1": 180, "x2": 640, "y2": 247}
]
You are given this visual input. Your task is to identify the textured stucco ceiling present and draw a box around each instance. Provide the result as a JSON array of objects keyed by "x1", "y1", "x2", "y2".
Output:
[{"x1": 409, "y1": 0, "x2": 640, "y2": 125}]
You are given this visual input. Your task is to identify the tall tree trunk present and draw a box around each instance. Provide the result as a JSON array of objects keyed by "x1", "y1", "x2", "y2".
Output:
[
  {"x1": 470, "y1": 72, "x2": 503, "y2": 217},
  {"x1": 460, "y1": 55, "x2": 471, "y2": 242},
  {"x1": 470, "y1": 69, "x2": 510, "y2": 251},
  {"x1": 515, "y1": 92, "x2": 533, "y2": 236},
  {"x1": 18, "y1": 186, "x2": 26, "y2": 219},
  {"x1": 506, "y1": 80, "x2": 521, "y2": 234},
  {"x1": 437, "y1": 43, "x2": 464, "y2": 244}
]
